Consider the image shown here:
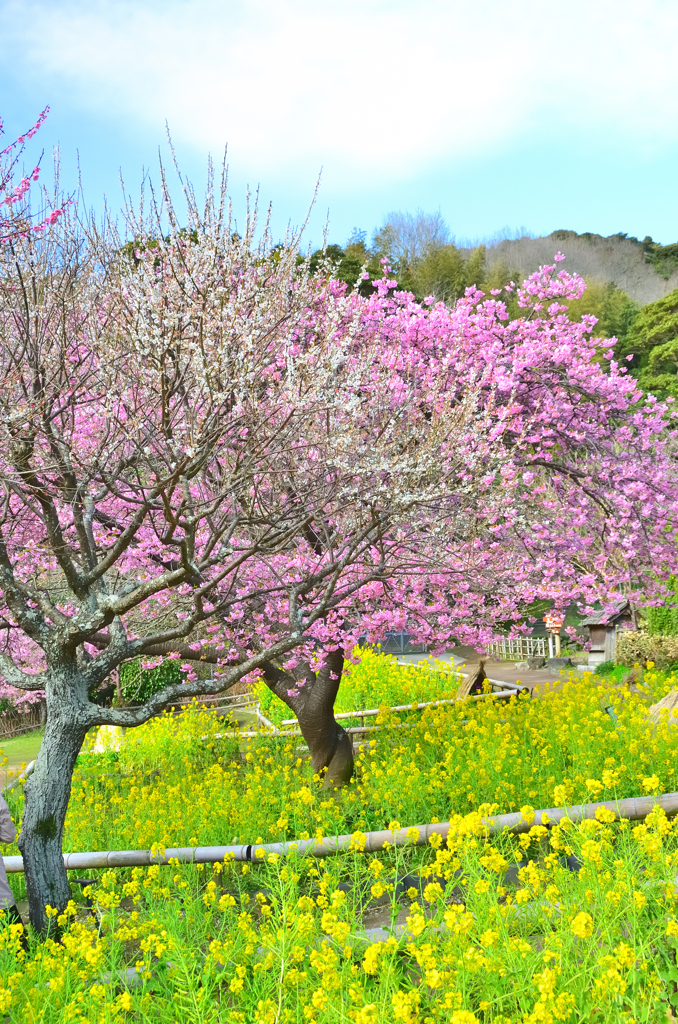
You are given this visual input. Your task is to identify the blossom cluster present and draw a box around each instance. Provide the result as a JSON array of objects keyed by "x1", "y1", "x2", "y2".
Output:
[{"x1": 0, "y1": 107, "x2": 66, "y2": 243}]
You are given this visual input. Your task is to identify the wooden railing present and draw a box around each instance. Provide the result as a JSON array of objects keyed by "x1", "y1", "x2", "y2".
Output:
[{"x1": 486, "y1": 637, "x2": 547, "y2": 660}]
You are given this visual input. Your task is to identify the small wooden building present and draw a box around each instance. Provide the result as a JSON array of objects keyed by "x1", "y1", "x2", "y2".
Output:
[{"x1": 580, "y1": 599, "x2": 634, "y2": 667}]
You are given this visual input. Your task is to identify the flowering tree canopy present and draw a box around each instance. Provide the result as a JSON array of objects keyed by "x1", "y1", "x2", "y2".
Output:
[{"x1": 2, "y1": 146, "x2": 678, "y2": 929}]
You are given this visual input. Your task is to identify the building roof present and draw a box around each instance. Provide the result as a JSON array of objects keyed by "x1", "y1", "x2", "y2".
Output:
[{"x1": 580, "y1": 599, "x2": 632, "y2": 627}]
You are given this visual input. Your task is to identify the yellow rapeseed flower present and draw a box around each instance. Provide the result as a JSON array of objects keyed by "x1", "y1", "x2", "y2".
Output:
[{"x1": 570, "y1": 912, "x2": 594, "y2": 938}]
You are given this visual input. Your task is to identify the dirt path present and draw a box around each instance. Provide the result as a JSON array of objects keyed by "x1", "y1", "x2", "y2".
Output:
[
  {"x1": 396, "y1": 649, "x2": 588, "y2": 694},
  {"x1": 480, "y1": 659, "x2": 583, "y2": 693}
]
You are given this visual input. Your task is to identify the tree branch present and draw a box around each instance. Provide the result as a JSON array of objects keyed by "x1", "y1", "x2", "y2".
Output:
[
  {"x1": 0, "y1": 653, "x2": 46, "y2": 691},
  {"x1": 85, "y1": 633, "x2": 303, "y2": 727}
]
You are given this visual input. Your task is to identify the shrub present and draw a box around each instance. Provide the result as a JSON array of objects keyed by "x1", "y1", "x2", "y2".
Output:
[
  {"x1": 616, "y1": 630, "x2": 678, "y2": 668},
  {"x1": 644, "y1": 575, "x2": 678, "y2": 635},
  {"x1": 119, "y1": 658, "x2": 185, "y2": 705}
]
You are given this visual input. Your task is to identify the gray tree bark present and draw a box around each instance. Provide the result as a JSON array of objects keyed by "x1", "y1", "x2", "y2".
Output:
[
  {"x1": 19, "y1": 704, "x2": 88, "y2": 933},
  {"x1": 262, "y1": 650, "x2": 354, "y2": 788},
  {"x1": 15, "y1": 635, "x2": 302, "y2": 933}
]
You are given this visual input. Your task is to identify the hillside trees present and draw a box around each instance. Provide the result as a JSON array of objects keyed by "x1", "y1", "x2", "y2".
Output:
[
  {"x1": 307, "y1": 235, "x2": 379, "y2": 295},
  {"x1": 372, "y1": 209, "x2": 450, "y2": 270},
  {"x1": 478, "y1": 231, "x2": 678, "y2": 306},
  {"x1": 372, "y1": 210, "x2": 486, "y2": 302},
  {"x1": 616, "y1": 289, "x2": 678, "y2": 398},
  {"x1": 640, "y1": 237, "x2": 678, "y2": 281},
  {"x1": 471, "y1": 258, "x2": 639, "y2": 342},
  {"x1": 560, "y1": 279, "x2": 639, "y2": 340},
  {"x1": 408, "y1": 243, "x2": 485, "y2": 305},
  {"x1": 310, "y1": 212, "x2": 487, "y2": 303}
]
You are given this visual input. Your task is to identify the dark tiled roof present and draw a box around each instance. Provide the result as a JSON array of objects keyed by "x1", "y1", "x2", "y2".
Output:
[{"x1": 580, "y1": 599, "x2": 631, "y2": 627}]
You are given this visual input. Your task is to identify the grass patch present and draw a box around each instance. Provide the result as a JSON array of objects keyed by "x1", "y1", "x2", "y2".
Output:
[
  {"x1": 0, "y1": 728, "x2": 43, "y2": 773},
  {"x1": 593, "y1": 661, "x2": 631, "y2": 684}
]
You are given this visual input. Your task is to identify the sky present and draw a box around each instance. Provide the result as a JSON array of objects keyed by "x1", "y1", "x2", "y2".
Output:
[{"x1": 1, "y1": 0, "x2": 678, "y2": 247}]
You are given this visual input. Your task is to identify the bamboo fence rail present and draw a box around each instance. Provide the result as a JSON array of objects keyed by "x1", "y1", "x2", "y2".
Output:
[{"x1": 4, "y1": 791, "x2": 675, "y2": 873}]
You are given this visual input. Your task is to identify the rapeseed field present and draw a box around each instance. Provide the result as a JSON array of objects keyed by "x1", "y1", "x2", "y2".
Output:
[{"x1": 2, "y1": 659, "x2": 678, "y2": 1022}]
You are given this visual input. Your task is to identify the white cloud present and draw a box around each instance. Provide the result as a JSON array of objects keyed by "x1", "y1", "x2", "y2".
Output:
[{"x1": 2, "y1": 0, "x2": 678, "y2": 186}]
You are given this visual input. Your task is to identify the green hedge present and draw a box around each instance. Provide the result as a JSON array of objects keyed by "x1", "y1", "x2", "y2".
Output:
[{"x1": 119, "y1": 658, "x2": 185, "y2": 704}]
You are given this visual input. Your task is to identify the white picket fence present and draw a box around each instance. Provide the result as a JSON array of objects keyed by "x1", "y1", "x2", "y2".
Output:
[{"x1": 486, "y1": 637, "x2": 547, "y2": 661}]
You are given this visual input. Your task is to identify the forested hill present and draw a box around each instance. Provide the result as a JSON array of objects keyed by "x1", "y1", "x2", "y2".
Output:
[{"x1": 464, "y1": 231, "x2": 678, "y2": 306}]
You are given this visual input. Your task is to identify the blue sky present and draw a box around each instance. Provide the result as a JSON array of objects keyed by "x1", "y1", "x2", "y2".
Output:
[{"x1": 2, "y1": 0, "x2": 678, "y2": 247}]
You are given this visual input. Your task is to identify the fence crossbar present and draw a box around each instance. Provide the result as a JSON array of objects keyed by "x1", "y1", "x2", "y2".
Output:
[
  {"x1": 280, "y1": 684, "x2": 524, "y2": 727},
  {"x1": 5, "y1": 791, "x2": 676, "y2": 874}
]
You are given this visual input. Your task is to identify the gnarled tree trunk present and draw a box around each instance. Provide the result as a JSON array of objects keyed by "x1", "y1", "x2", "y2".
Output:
[
  {"x1": 262, "y1": 650, "x2": 354, "y2": 788},
  {"x1": 18, "y1": 676, "x2": 89, "y2": 934}
]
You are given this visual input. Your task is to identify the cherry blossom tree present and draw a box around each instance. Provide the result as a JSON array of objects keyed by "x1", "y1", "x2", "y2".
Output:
[
  {"x1": 0, "y1": 165, "x2": 530, "y2": 930},
  {"x1": 261, "y1": 263, "x2": 678, "y2": 777},
  {"x1": 2, "y1": 149, "x2": 678, "y2": 931}
]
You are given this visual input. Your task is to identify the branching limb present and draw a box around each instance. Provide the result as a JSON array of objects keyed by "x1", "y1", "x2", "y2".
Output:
[
  {"x1": 0, "y1": 653, "x2": 46, "y2": 690},
  {"x1": 85, "y1": 633, "x2": 303, "y2": 727}
]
